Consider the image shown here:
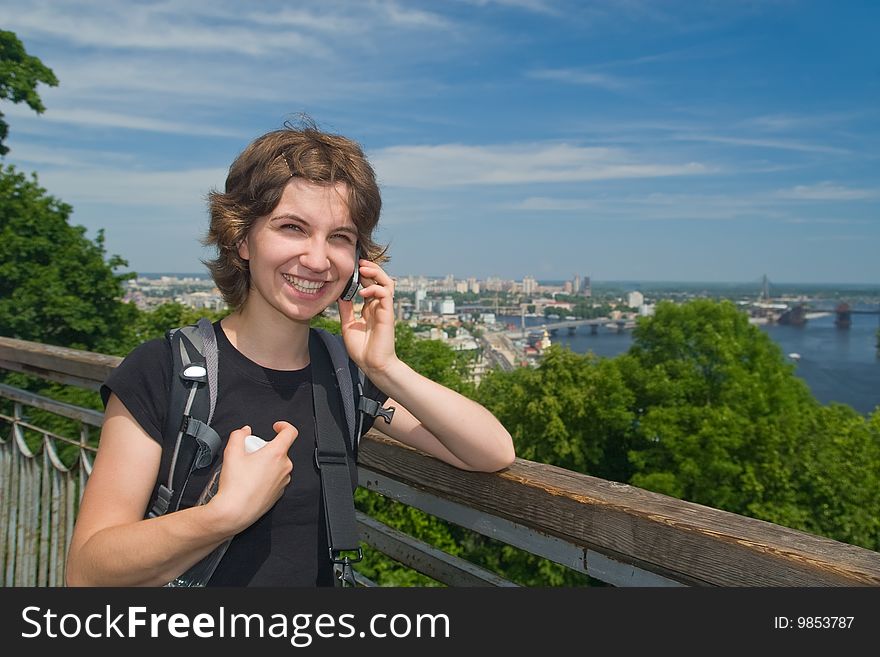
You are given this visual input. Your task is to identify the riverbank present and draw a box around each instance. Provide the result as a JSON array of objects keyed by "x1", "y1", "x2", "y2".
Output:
[{"x1": 491, "y1": 313, "x2": 879, "y2": 415}]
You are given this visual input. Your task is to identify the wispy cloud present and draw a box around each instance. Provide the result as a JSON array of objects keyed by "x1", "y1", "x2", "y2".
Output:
[
  {"x1": 35, "y1": 166, "x2": 228, "y2": 208},
  {"x1": 383, "y1": 2, "x2": 454, "y2": 29},
  {"x1": 372, "y1": 142, "x2": 709, "y2": 187},
  {"x1": 803, "y1": 234, "x2": 869, "y2": 242},
  {"x1": 4, "y1": 2, "x2": 329, "y2": 57},
  {"x1": 461, "y1": 0, "x2": 562, "y2": 16},
  {"x1": 5, "y1": 104, "x2": 242, "y2": 138},
  {"x1": 507, "y1": 197, "x2": 598, "y2": 211},
  {"x1": 743, "y1": 111, "x2": 868, "y2": 132},
  {"x1": 784, "y1": 217, "x2": 870, "y2": 225},
  {"x1": 502, "y1": 190, "x2": 869, "y2": 224},
  {"x1": 775, "y1": 182, "x2": 878, "y2": 201},
  {"x1": 527, "y1": 68, "x2": 635, "y2": 91},
  {"x1": 671, "y1": 133, "x2": 850, "y2": 155},
  {"x1": 6, "y1": 144, "x2": 137, "y2": 169}
]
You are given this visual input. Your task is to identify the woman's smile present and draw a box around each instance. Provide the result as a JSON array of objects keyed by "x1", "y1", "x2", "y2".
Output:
[{"x1": 281, "y1": 273, "x2": 330, "y2": 297}]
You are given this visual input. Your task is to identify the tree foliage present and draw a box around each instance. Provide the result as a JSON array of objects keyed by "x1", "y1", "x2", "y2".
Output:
[
  {"x1": 475, "y1": 299, "x2": 880, "y2": 552},
  {"x1": 477, "y1": 346, "x2": 636, "y2": 481},
  {"x1": 621, "y1": 300, "x2": 819, "y2": 515},
  {"x1": 0, "y1": 30, "x2": 58, "y2": 155},
  {"x1": 115, "y1": 302, "x2": 228, "y2": 356},
  {"x1": 0, "y1": 166, "x2": 137, "y2": 352}
]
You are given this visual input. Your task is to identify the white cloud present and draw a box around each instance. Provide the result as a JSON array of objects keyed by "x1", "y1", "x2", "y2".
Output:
[
  {"x1": 527, "y1": 68, "x2": 634, "y2": 91},
  {"x1": 672, "y1": 133, "x2": 849, "y2": 155},
  {"x1": 784, "y1": 217, "x2": 870, "y2": 225},
  {"x1": 775, "y1": 182, "x2": 878, "y2": 201},
  {"x1": 3, "y1": 1, "x2": 328, "y2": 57},
  {"x1": 36, "y1": 166, "x2": 228, "y2": 208},
  {"x1": 508, "y1": 197, "x2": 598, "y2": 211},
  {"x1": 503, "y1": 190, "x2": 844, "y2": 223},
  {"x1": 3, "y1": 0, "x2": 457, "y2": 57},
  {"x1": 371, "y1": 142, "x2": 710, "y2": 187},
  {"x1": 7, "y1": 105, "x2": 243, "y2": 138},
  {"x1": 461, "y1": 0, "x2": 562, "y2": 16}
]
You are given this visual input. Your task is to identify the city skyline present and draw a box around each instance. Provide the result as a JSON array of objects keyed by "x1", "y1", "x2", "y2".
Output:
[
  {"x1": 2, "y1": 1, "x2": 878, "y2": 284},
  {"x1": 131, "y1": 270, "x2": 879, "y2": 293}
]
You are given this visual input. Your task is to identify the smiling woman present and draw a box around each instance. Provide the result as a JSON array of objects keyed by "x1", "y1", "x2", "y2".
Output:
[
  {"x1": 64, "y1": 116, "x2": 515, "y2": 588},
  {"x1": 234, "y1": 178, "x2": 359, "y2": 330}
]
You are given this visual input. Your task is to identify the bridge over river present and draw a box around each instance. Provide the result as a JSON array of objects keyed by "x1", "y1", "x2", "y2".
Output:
[{"x1": 502, "y1": 317, "x2": 635, "y2": 338}]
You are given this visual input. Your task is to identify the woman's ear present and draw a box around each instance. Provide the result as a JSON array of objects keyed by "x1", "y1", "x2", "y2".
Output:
[{"x1": 238, "y1": 238, "x2": 250, "y2": 261}]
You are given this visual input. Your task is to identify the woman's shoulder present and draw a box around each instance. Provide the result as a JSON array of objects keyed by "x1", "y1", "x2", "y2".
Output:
[
  {"x1": 120, "y1": 336, "x2": 173, "y2": 371},
  {"x1": 101, "y1": 336, "x2": 172, "y2": 404}
]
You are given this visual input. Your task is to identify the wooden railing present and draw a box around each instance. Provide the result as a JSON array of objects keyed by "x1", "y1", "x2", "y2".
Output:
[{"x1": 2, "y1": 335, "x2": 879, "y2": 587}]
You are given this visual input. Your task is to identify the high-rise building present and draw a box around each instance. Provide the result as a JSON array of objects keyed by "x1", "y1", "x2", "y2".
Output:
[
  {"x1": 485, "y1": 276, "x2": 503, "y2": 291},
  {"x1": 582, "y1": 275, "x2": 592, "y2": 298},
  {"x1": 522, "y1": 276, "x2": 538, "y2": 296}
]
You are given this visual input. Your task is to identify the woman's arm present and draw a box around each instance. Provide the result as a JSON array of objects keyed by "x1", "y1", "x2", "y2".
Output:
[
  {"x1": 66, "y1": 394, "x2": 296, "y2": 586},
  {"x1": 367, "y1": 362, "x2": 515, "y2": 472},
  {"x1": 339, "y1": 260, "x2": 515, "y2": 473}
]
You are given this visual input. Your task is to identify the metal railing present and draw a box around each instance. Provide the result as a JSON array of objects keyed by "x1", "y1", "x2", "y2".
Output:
[{"x1": 2, "y1": 335, "x2": 879, "y2": 587}]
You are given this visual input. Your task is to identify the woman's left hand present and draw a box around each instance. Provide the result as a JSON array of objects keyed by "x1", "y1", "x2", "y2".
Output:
[{"x1": 338, "y1": 259, "x2": 399, "y2": 377}]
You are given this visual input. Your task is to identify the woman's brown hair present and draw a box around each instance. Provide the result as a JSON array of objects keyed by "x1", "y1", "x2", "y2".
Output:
[{"x1": 204, "y1": 117, "x2": 385, "y2": 308}]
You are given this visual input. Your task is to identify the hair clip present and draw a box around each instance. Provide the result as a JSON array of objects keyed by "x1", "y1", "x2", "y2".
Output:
[{"x1": 281, "y1": 151, "x2": 296, "y2": 178}]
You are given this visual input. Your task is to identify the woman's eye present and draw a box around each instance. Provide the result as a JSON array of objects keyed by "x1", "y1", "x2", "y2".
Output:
[
  {"x1": 332, "y1": 233, "x2": 354, "y2": 243},
  {"x1": 282, "y1": 224, "x2": 303, "y2": 232}
]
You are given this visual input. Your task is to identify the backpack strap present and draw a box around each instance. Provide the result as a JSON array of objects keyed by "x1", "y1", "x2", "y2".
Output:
[
  {"x1": 309, "y1": 329, "x2": 362, "y2": 586},
  {"x1": 147, "y1": 318, "x2": 222, "y2": 519},
  {"x1": 310, "y1": 328, "x2": 396, "y2": 587},
  {"x1": 313, "y1": 328, "x2": 394, "y2": 458}
]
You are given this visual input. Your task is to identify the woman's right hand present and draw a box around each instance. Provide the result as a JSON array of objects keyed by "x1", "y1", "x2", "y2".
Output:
[{"x1": 207, "y1": 421, "x2": 297, "y2": 534}]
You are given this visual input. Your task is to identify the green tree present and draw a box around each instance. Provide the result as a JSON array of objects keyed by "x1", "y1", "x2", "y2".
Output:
[
  {"x1": 0, "y1": 31, "x2": 58, "y2": 155},
  {"x1": 115, "y1": 302, "x2": 228, "y2": 356},
  {"x1": 0, "y1": 166, "x2": 137, "y2": 353},
  {"x1": 619, "y1": 300, "x2": 819, "y2": 520},
  {"x1": 614, "y1": 299, "x2": 879, "y2": 550},
  {"x1": 788, "y1": 403, "x2": 880, "y2": 549},
  {"x1": 477, "y1": 346, "x2": 635, "y2": 481},
  {"x1": 393, "y1": 323, "x2": 474, "y2": 395}
]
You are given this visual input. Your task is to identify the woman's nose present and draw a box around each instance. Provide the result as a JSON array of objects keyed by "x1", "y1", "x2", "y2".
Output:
[{"x1": 299, "y1": 239, "x2": 330, "y2": 272}]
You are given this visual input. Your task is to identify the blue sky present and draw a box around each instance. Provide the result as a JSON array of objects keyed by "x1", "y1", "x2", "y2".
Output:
[{"x1": 2, "y1": 0, "x2": 878, "y2": 284}]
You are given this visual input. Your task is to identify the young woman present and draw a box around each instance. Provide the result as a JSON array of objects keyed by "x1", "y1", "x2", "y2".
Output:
[{"x1": 65, "y1": 121, "x2": 515, "y2": 587}]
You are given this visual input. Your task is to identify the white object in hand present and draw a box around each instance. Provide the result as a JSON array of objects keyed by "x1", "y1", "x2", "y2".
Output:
[
  {"x1": 165, "y1": 434, "x2": 268, "y2": 587},
  {"x1": 244, "y1": 434, "x2": 268, "y2": 454}
]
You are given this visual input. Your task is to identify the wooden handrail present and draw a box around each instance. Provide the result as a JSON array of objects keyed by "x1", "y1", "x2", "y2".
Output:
[
  {"x1": 359, "y1": 433, "x2": 880, "y2": 586},
  {"x1": 3, "y1": 334, "x2": 879, "y2": 586}
]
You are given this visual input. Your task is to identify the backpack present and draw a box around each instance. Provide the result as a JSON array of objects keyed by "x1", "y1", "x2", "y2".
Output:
[{"x1": 145, "y1": 317, "x2": 394, "y2": 586}]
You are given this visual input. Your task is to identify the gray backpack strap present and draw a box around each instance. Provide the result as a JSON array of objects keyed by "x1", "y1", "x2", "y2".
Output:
[
  {"x1": 313, "y1": 328, "x2": 395, "y2": 452},
  {"x1": 196, "y1": 317, "x2": 218, "y2": 424},
  {"x1": 147, "y1": 320, "x2": 222, "y2": 518}
]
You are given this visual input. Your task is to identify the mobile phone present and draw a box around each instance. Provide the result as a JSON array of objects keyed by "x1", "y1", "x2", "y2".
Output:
[{"x1": 339, "y1": 245, "x2": 361, "y2": 301}]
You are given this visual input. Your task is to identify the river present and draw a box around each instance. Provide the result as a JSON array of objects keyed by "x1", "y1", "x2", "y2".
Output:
[{"x1": 495, "y1": 311, "x2": 880, "y2": 416}]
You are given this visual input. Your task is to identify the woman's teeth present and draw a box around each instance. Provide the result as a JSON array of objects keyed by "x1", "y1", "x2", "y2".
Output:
[{"x1": 282, "y1": 274, "x2": 326, "y2": 294}]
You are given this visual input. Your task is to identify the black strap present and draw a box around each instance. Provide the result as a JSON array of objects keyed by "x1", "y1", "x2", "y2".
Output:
[{"x1": 309, "y1": 330, "x2": 362, "y2": 586}]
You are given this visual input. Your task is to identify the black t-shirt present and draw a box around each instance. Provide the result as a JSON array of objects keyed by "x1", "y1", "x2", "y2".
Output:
[{"x1": 101, "y1": 321, "x2": 366, "y2": 587}]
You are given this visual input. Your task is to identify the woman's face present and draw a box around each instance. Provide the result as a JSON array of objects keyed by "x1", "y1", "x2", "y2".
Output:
[{"x1": 238, "y1": 178, "x2": 358, "y2": 323}]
